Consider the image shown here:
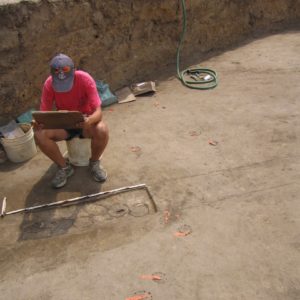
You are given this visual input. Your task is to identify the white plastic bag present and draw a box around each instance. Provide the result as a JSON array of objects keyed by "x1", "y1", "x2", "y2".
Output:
[{"x1": 0, "y1": 120, "x2": 25, "y2": 139}]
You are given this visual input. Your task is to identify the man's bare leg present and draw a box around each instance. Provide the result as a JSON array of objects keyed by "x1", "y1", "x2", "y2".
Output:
[
  {"x1": 83, "y1": 120, "x2": 109, "y2": 161},
  {"x1": 34, "y1": 129, "x2": 75, "y2": 188},
  {"x1": 83, "y1": 120, "x2": 109, "y2": 182},
  {"x1": 34, "y1": 129, "x2": 69, "y2": 167}
]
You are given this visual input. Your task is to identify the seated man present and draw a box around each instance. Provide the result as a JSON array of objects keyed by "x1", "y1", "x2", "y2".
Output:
[{"x1": 34, "y1": 53, "x2": 109, "y2": 188}]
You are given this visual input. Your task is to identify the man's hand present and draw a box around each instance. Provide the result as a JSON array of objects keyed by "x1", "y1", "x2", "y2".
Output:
[
  {"x1": 31, "y1": 120, "x2": 44, "y2": 131},
  {"x1": 76, "y1": 107, "x2": 102, "y2": 130},
  {"x1": 76, "y1": 116, "x2": 92, "y2": 130}
]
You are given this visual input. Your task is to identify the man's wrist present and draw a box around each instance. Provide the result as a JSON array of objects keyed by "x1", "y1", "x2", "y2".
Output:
[{"x1": 85, "y1": 116, "x2": 93, "y2": 126}]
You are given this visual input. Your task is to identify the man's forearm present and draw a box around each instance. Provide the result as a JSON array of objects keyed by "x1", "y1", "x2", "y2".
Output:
[{"x1": 86, "y1": 108, "x2": 102, "y2": 125}]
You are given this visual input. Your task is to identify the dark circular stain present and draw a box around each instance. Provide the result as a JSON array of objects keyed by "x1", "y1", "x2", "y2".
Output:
[
  {"x1": 177, "y1": 224, "x2": 192, "y2": 235},
  {"x1": 129, "y1": 203, "x2": 149, "y2": 217},
  {"x1": 131, "y1": 290, "x2": 152, "y2": 299},
  {"x1": 108, "y1": 204, "x2": 129, "y2": 218}
]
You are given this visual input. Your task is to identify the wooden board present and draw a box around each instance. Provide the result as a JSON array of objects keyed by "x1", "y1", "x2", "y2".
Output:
[{"x1": 32, "y1": 111, "x2": 84, "y2": 129}]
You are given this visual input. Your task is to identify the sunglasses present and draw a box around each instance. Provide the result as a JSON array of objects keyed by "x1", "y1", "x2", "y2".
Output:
[{"x1": 52, "y1": 66, "x2": 72, "y2": 74}]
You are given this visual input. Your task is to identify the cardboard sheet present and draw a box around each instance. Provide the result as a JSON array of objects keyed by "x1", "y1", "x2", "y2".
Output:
[{"x1": 116, "y1": 87, "x2": 136, "y2": 104}]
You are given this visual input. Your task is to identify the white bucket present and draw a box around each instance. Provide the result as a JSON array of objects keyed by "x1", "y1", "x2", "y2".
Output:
[
  {"x1": 66, "y1": 137, "x2": 91, "y2": 166},
  {"x1": 0, "y1": 123, "x2": 37, "y2": 163}
]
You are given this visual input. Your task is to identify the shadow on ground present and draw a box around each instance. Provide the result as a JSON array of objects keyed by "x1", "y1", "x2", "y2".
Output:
[{"x1": 18, "y1": 164, "x2": 104, "y2": 241}]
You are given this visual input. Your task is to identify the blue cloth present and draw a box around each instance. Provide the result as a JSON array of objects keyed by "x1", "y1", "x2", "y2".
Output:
[
  {"x1": 16, "y1": 109, "x2": 35, "y2": 123},
  {"x1": 95, "y1": 80, "x2": 117, "y2": 107}
]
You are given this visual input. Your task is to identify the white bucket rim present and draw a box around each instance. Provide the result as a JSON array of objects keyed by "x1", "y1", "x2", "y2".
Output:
[{"x1": 0, "y1": 123, "x2": 33, "y2": 143}]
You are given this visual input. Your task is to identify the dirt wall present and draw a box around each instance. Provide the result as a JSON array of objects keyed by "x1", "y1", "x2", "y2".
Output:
[{"x1": 0, "y1": 0, "x2": 299, "y2": 123}]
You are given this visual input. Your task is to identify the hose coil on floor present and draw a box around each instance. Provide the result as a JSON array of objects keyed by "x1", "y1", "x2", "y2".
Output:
[{"x1": 177, "y1": 0, "x2": 218, "y2": 90}]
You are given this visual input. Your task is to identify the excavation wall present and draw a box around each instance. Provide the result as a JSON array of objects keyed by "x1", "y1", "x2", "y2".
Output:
[{"x1": 0, "y1": 0, "x2": 299, "y2": 123}]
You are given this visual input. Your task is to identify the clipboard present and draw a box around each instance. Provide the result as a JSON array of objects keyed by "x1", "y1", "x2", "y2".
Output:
[{"x1": 32, "y1": 111, "x2": 84, "y2": 129}]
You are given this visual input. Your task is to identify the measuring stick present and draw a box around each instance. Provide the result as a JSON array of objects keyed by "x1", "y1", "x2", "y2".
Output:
[{"x1": 1, "y1": 184, "x2": 152, "y2": 218}]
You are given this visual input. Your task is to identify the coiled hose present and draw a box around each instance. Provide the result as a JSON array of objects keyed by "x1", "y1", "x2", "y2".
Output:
[{"x1": 177, "y1": 0, "x2": 218, "y2": 90}]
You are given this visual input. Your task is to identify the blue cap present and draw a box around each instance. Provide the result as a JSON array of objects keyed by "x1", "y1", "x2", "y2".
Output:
[{"x1": 50, "y1": 54, "x2": 75, "y2": 92}]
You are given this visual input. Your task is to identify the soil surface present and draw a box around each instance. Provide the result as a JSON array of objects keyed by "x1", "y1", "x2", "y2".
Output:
[{"x1": 0, "y1": 31, "x2": 299, "y2": 300}]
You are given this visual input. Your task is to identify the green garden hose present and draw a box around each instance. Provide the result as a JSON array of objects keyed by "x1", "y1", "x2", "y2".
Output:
[{"x1": 177, "y1": 0, "x2": 218, "y2": 89}]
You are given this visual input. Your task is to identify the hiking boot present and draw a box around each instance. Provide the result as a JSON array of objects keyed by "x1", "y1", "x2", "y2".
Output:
[
  {"x1": 52, "y1": 163, "x2": 74, "y2": 188},
  {"x1": 89, "y1": 160, "x2": 107, "y2": 182}
]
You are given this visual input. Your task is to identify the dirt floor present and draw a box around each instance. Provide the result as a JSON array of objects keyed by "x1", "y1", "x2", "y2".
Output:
[{"x1": 0, "y1": 31, "x2": 300, "y2": 300}]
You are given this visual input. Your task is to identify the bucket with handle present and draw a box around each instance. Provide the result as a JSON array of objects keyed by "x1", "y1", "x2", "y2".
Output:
[
  {"x1": 0, "y1": 123, "x2": 37, "y2": 163},
  {"x1": 66, "y1": 137, "x2": 91, "y2": 166}
]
